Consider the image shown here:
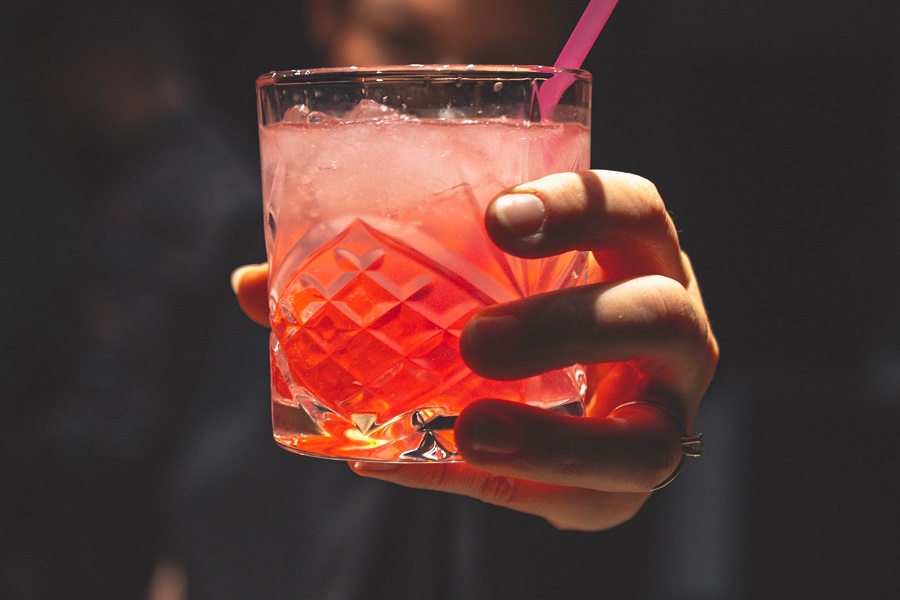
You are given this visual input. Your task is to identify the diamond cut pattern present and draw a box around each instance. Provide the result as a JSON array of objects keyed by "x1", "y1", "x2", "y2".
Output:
[
  {"x1": 274, "y1": 219, "x2": 492, "y2": 423},
  {"x1": 331, "y1": 272, "x2": 398, "y2": 325},
  {"x1": 369, "y1": 304, "x2": 442, "y2": 355},
  {"x1": 273, "y1": 218, "x2": 586, "y2": 431}
]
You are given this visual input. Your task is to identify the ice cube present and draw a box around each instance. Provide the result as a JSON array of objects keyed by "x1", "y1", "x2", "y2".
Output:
[
  {"x1": 344, "y1": 99, "x2": 404, "y2": 121},
  {"x1": 283, "y1": 104, "x2": 332, "y2": 125},
  {"x1": 283, "y1": 104, "x2": 310, "y2": 122}
]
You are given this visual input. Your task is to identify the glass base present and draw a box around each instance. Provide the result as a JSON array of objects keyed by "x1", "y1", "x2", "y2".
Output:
[{"x1": 272, "y1": 394, "x2": 585, "y2": 462}]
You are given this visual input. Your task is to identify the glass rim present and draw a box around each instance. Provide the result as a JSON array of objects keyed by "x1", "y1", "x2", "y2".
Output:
[{"x1": 257, "y1": 64, "x2": 591, "y2": 86}]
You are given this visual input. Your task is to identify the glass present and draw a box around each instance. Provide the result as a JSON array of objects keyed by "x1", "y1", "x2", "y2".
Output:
[{"x1": 257, "y1": 65, "x2": 591, "y2": 462}]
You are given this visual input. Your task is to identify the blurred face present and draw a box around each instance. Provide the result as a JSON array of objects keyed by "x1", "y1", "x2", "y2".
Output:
[{"x1": 308, "y1": 0, "x2": 578, "y2": 67}]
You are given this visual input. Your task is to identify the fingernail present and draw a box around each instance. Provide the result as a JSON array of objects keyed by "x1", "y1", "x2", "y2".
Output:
[
  {"x1": 493, "y1": 193, "x2": 546, "y2": 237},
  {"x1": 463, "y1": 314, "x2": 522, "y2": 353},
  {"x1": 352, "y1": 461, "x2": 398, "y2": 472},
  {"x1": 230, "y1": 265, "x2": 250, "y2": 294},
  {"x1": 470, "y1": 413, "x2": 523, "y2": 455}
]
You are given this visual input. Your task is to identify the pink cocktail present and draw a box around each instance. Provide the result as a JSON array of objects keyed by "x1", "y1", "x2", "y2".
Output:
[{"x1": 257, "y1": 66, "x2": 592, "y2": 461}]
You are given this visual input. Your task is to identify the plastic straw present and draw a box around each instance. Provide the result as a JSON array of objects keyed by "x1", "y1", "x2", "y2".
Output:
[
  {"x1": 555, "y1": 0, "x2": 618, "y2": 69},
  {"x1": 538, "y1": 0, "x2": 619, "y2": 114}
]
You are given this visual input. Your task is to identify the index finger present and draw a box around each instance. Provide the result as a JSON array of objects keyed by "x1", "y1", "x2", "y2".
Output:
[{"x1": 486, "y1": 170, "x2": 687, "y2": 284}]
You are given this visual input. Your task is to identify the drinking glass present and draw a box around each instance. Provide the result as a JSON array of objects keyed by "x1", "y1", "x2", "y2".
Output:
[{"x1": 257, "y1": 65, "x2": 591, "y2": 461}]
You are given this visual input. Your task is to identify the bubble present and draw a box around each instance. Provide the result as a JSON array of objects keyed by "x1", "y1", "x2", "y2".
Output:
[{"x1": 283, "y1": 104, "x2": 333, "y2": 125}]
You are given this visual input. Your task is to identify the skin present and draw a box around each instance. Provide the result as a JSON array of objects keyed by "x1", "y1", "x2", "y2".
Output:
[
  {"x1": 306, "y1": 0, "x2": 582, "y2": 66},
  {"x1": 232, "y1": 169, "x2": 718, "y2": 531}
]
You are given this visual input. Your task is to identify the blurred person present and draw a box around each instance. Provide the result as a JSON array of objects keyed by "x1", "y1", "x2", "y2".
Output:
[{"x1": 304, "y1": 0, "x2": 587, "y2": 66}]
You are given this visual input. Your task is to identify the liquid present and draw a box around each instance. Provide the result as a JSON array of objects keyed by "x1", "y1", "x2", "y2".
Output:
[{"x1": 261, "y1": 117, "x2": 590, "y2": 461}]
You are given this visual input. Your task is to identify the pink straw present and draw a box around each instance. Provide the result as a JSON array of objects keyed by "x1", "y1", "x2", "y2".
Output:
[
  {"x1": 538, "y1": 0, "x2": 619, "y2": 114},
  {"x1": 555, "y1": 0, "x2": 619, "y2": 69}
]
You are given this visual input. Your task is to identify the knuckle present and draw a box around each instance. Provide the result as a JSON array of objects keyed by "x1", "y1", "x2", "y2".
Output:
[
  {"x1": 643, "y1": 276, "x2": 710, "y2": 348},
  {"x1": 621, "y1": 422, "x2": 683, "y2": 490},
  {"x1": 608, "y1": 499, "x2": 645, "y2": 527},
  {"x1": 476, "y1": 473, "x2": 519, "y2": 506},
  {"x1": 596, "y1": 502, "x2": 643, "y2": 531},
  {"x1": 551, "y1": 436, "x2": 593, "y2": 480},
  {"x1": 410, "y1": 464, "x2": 455, "y2": 491},
  {"x1": 645, "y1": 444, "x2": 683, "y2": 487},
  {"x1": 631, "y1": 175, "x2": 664, "y2": 209},
  {"x1": 535, "y1": 291, "x2": 600, "y2": 345},
  {"x1": 545, "y1": 495, "x2": 646, "y2": 532},
  {"x1": 620, "y1": 174, "x2": 674, "y2": 240}
]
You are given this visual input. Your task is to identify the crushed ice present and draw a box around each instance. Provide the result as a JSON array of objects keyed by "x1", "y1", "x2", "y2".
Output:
[
  {"x1": 285, "y1": 99, "x2": 412, "y2": 125},
  {"x1": 343, "y1": 98, "x2": 406, "y2": 121}
]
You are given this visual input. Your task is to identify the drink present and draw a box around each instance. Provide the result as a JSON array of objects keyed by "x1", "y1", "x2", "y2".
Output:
[{"x1": 258, "y1": 66, "x2": 592, "y2": 461}]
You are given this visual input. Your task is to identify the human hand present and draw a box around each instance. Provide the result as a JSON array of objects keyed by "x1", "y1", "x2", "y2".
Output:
[{"x1": 231, "y1": 170, "x2": 718, "y2": 531}]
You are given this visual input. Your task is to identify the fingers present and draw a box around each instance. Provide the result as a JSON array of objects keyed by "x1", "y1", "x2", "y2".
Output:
[
  {"x1": 485, "y1": 170, "x2": 686, "y2": 284},
  {"x1": 351, "y1": 460, "x2": 649, "y2": 532},
  {"x1": 230, "y1": 263, "x2": 270, "y2": 327},
  {"x1": 460, "y1": 275, "x2": 715, "y2": 398},
  {"x1": 470, "y1": 170, "x2": 718, "y2": 398},
  {"x1": 350, "y1": 397, "x2": 686, "y2": 531},
  {"x1": 453, "y1": 399, "x2": 683, "y2": 490}
]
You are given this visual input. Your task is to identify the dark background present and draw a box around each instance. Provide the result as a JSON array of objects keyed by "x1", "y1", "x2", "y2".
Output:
[
  {"x1": 590, "y1": 3, "x2": 900, "y2": 593},
  {"x1": 3, "y1": 0, "x2": 899, "y2": 596}
]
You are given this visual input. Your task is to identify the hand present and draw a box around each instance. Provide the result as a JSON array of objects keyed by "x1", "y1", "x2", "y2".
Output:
[{"x1": 232, "y1": 170, "x2": 718, "y2": 531}]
